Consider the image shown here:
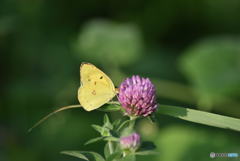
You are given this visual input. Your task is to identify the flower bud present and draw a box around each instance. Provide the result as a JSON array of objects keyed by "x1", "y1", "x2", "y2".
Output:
[{"x1": 120, "y1": 133, "x2": 141, "y2": 150}]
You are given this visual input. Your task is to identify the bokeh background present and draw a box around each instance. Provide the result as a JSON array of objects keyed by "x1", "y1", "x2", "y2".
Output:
[{"x1": 1, "y1": 0, "x2": 240, "y2": 161}]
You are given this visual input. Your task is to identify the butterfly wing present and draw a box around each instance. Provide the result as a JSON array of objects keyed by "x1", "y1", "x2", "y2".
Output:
[{"x1": 78, "y1": 63, "x2": 116, "y2": 111}]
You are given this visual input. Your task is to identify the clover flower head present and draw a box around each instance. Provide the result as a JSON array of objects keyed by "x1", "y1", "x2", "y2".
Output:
[
  {"x1": 120, "y1": 133, "x2": 140, "y2": 150},
  {"x1": 118, "y1": 75, "x2": 158, "y2": 117}
]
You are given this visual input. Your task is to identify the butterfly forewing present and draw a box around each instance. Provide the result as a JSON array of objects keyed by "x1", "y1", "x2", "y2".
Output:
[{"x1": 78, "y1": 63, "x2": 116, "y2": 111}]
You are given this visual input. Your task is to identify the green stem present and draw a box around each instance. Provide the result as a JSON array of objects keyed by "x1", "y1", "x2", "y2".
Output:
[
  {"x1": 108, "y1": 141, "x2": 114, "y2": 154},
  {"x1": 128, "y1": 116, "x2": 136, "y2": 133},
  {"x1": 116, "y1": 120, "x2": 130, "y2": 132}
]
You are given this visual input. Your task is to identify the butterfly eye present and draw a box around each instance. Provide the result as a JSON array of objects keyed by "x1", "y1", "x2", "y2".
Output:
[{"x1": 100, "y1": 76, "x2": 103, "y2": 79}]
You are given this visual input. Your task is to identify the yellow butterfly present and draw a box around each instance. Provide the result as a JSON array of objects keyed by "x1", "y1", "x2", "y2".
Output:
[
  {"x1": 28, "y1": 62, "x2": 116, "y2": 132},
  {"x1": 78, "y1": 63, "x2": 117, "y2": 111}
]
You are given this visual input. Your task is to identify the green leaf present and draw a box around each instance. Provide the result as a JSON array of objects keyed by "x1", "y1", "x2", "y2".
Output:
[
  {"x1": 103, "y1": 136, "x2": 119, "y2": 142},
  {"x1": 157, "y1": 104, "x2": 240, "y2": 132},
  {"x1": 135, "y1": 150, "x2": 159, "y2": 156},
  {"x1": 104, "y1": 143, "x2": 111, "y2": 159},
  {"x1": 98, "y1": 104, "x2": 121, "y2": 112},
  {"x1": 104, "y1": 114, "x2": 110, "y2": 125},
  {"x1": 92, "y1": 124, "x2": 110, "y2": 136},
  {"x1": 112, "y1": 118, "x2": 122, "y2": 129},
  {"x1": 104, "y1": 114, "x2": 113, "y2": 130},
  {"x1": 92, "y1": 124, "x2": 103, "y2": 134},
  {"x1": 119, "y1": 155, "x2": 135, "y2": 161},
  {"x1": 106, "y1": 151, "x2": 122, "y2": 161},
  {"x1": 85, "y1": 136, "x2": 118, "y2": 146},
  {"x1": 85, "y1": 137, "x2": 104, "y2": 145},
  {"x1": 61, "y1": 151, "x2": 89, "y2": 161},
  {"x1": 61, "y1": 151, "x2": 105, "y2": 161}
]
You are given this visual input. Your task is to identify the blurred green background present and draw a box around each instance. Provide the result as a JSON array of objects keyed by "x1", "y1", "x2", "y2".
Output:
[{"x1": 1, "y1": 0, "x2": 240, "y2": 161}]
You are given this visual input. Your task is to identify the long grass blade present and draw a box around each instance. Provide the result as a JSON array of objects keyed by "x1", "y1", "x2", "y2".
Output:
[{"x1": 157, "y1": 104, "x2": 240, "y2": 132}]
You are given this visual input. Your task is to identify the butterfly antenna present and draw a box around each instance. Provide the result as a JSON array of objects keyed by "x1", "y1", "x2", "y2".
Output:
[{"x1": 28, "y1": 104, "x2": 82, "y2": 133}]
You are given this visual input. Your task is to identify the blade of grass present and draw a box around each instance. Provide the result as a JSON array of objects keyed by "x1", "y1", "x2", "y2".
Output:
[{"x1": 157, "y1": 104, "x2": 240, "y2": 132}]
